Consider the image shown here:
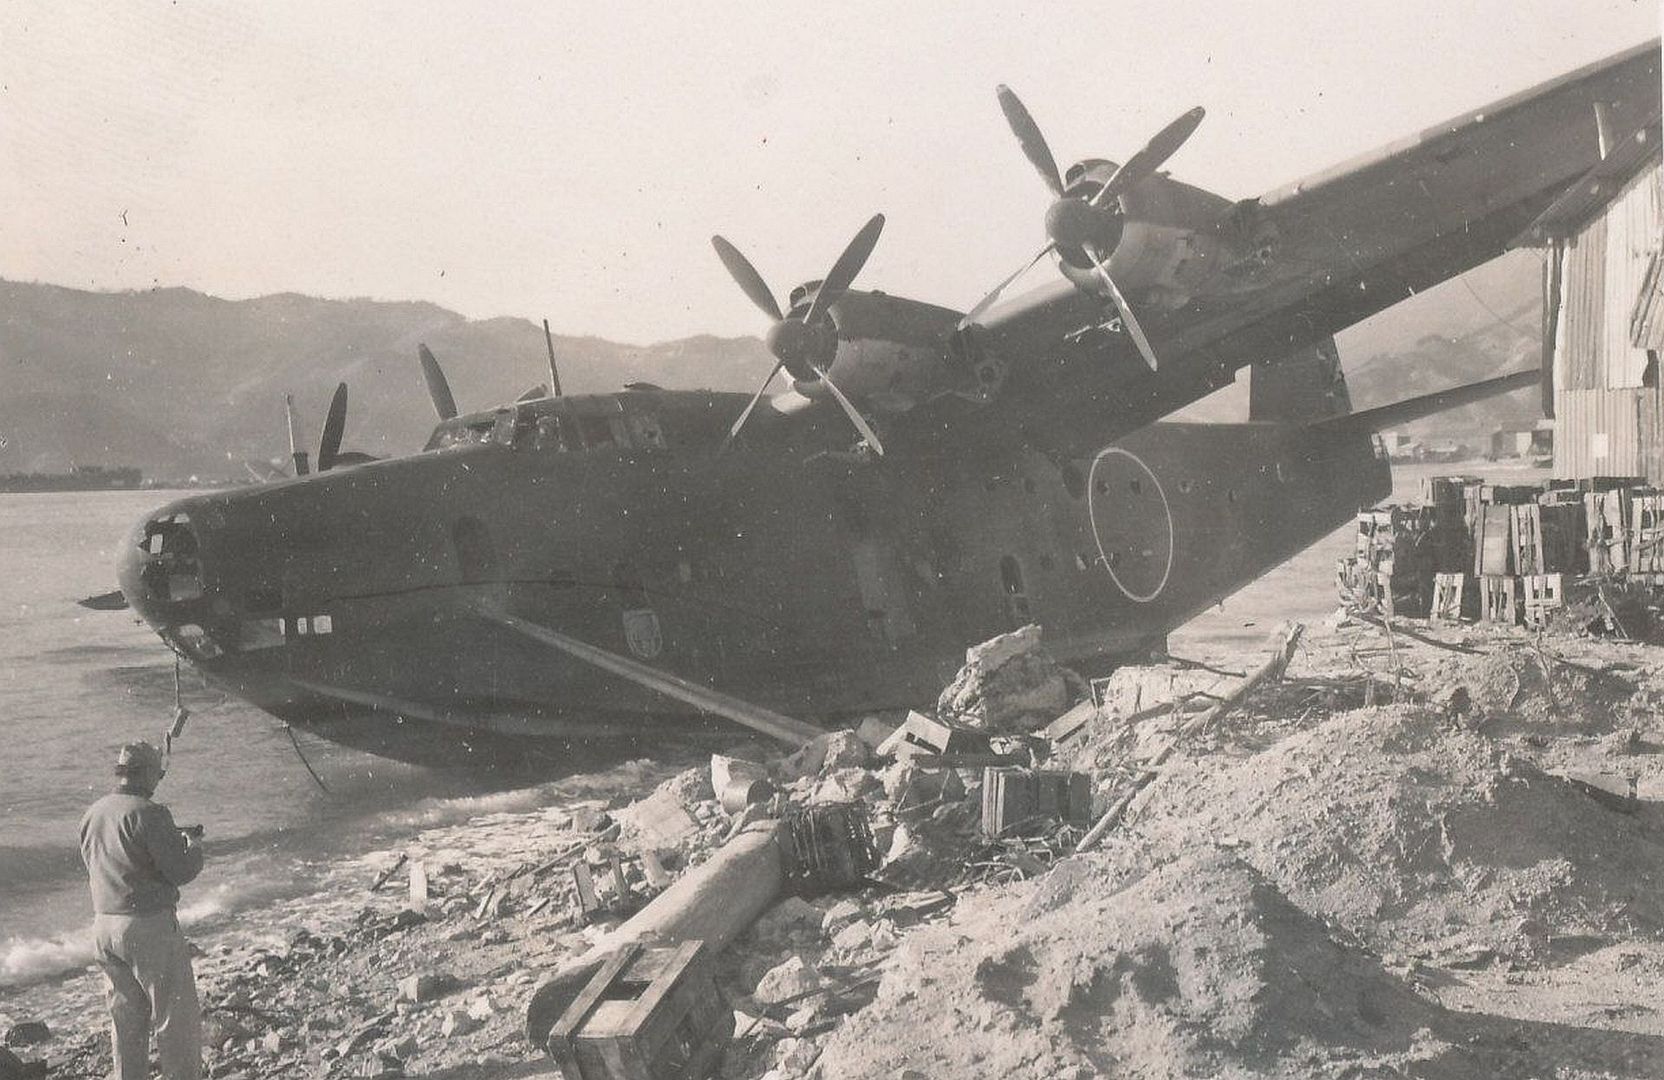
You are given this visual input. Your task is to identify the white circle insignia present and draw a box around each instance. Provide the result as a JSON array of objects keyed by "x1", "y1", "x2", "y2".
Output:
[{"x1": 1086, "y1": 446, "x2": 1175, "y2": 603}]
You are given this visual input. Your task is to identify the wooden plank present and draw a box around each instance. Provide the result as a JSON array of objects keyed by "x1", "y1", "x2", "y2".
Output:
[
  {"x1": 551, "y1": 943, "x2": 644, "y2": 1074},
  {"x1": 572, "y1": 862, "x2": 601, "y2": 916},
  {"x1": 623, "y1": 942, "x2": 703, "y2": 1049}
]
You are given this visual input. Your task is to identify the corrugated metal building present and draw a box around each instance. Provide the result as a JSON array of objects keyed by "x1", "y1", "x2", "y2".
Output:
[{"x1": 1526, "y1": 114, "x2": 1663, "y2": 479}]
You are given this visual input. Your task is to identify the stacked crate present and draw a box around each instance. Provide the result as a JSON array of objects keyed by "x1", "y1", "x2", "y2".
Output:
[
  {"x1": 1586, "y1": 488, "x2": 1630, "y2": 574},
  {"x1": 1341, "y1": 507, "x2": 1438, "y2": 617},
  {"x1": 1630, "y1": 490, "x2": 1664, "y2": 580},
  {"x1": 1337, "y1": 475, "x2": 1664, "y2": 627}
]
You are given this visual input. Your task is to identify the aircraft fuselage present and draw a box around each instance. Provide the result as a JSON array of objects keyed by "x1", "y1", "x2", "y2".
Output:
[{"x1": 118, "y1": 387, "x2": 1387, "y2": 761}]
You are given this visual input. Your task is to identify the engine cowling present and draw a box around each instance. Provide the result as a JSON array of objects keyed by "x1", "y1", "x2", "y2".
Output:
[{"x1": 1054, "y1": 166, "x2": 1234, "y2": 314}]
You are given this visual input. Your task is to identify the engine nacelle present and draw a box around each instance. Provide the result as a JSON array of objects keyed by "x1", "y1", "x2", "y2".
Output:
[
  {"x1": 791, "y1": 289, "x2": 968, "y2": 415},
  {"x1": 1055, "y1": 168, "x2": 1236, "y2": 313}
]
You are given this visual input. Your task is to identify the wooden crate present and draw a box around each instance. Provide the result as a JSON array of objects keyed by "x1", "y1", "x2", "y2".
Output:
[
  {"x1": 1522, "y1": 574, "x2": 1566, "y2": 629},
  {"x1": 1474, "y1": 504, "x2": 1514, "y2": 576},
  {"x1": 1427, "y1": 502, "x2": 1472, "y2": 573},
  {"x1": 1482, "y1": 483, "x2": 1541, "y2": 505},
  {"x1": 1376, "y1": 563, "x2": 1433, "y2": 619},
  {"x1": 1509, "y1": 504, "x2": 1544, "y2": 576},
  {"x1": 1586, "y1": 490, "x2": 1631, "y2": 574},
  {"x1": 1480, "y1": 576, "x2": 1521, "y2": 626},
  {"x1": 550, "y1": 941, "x2": 732, "y2": 1080},
  {"x1": 1431, "y1": 573, "x2": 1467, "y2": 623},
  {"x1": 876, "y1": 711, "x2": 991, "y2": 759},
  {"x1": 1421, "y1": 475, "x2": 1480, "y2": 506},
  {"x1": 1541, "y1": 502, "x2": 1588, "y2": 573},
  {"x1": 1631, "y1": 492, "x2": 1664, "y2": 574},
  {"x1": 982, "y1": 767, "x2": 1092, "y2": 837}
]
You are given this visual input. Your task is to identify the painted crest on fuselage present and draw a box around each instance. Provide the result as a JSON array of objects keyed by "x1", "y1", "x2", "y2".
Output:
[{"x1": 622, "y1": 608, "x2": 664, "y2": 660}]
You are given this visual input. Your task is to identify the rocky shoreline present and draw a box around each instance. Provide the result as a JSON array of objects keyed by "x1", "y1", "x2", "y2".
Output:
[{"x1": 6, "y1": 615, "x2": 1664, "y2": 1078}]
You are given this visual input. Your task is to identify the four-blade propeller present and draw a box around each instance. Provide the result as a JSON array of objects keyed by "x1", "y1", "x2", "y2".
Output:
[
  {"x1": 712, "y1": 214, "x2": 887, "y2": 455},
  {"x1": 963, "y1": 86, "x2": 1204, "y2": 372},
  {"x1": 237, "y1": 96, "x2": 1199, "y2": 474}
]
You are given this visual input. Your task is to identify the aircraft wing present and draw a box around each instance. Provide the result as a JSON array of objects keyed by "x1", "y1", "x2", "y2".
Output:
[
  {"x1": 978, "y1": 40, "x2": 1660, "y2": 379},
  {"x1": 1171, "y1": 40, "x2": 1659, "y2": 363}
]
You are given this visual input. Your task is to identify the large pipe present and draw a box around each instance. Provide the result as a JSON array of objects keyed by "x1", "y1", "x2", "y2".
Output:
[{"x1": 524, "y1": 818, "x2": 786, "y2": 1050}]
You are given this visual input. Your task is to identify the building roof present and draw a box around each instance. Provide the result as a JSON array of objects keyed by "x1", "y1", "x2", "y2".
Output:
[{"x1": 1516, "y1": 113, "x2": 1661, "y2": 245}]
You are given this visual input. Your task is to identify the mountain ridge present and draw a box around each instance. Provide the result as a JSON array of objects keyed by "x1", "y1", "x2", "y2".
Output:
[{"x1": 0, "y1": 261, "x2": 1546, "y2": 478}]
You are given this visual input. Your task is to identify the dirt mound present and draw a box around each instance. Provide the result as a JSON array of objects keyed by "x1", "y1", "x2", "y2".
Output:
[
  {"x1": 1424, "y1": 646, "x2": 1637, "y2": 734},
  {"x1": 1138, "y1": 705, "x2": 1664, "y2": 964},
  {"x1": 817, "y1": 850, "x2": 1477, "y2": 1079}
]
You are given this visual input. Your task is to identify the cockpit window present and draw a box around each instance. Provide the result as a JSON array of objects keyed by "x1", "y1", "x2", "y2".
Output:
[
  {"x1": 628, "y1": 413, "x2": 667, "y2": 449},
  {"x1": 431, "y1": 420, "x2": 497, "y2": 449},
  {"x1": 535, "y1": 415, "x2": 566, "y2": 452},
  {"x1": 578, "y1": 414, "x2": 619, "y2": 449},
  {"x1": 426, "y1": 398, "x2": 676, "y2": 455}
]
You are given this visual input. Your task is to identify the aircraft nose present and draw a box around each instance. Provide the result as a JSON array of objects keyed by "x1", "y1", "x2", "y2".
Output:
[{"x1": 117, "y1": 502, "x2": 213, "y2": 644}]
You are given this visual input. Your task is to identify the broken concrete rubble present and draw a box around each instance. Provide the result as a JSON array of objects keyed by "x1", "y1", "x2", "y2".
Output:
[
  {"x1": 936, "y1": 623, "x2": 1088, "y2": 733},
  {"x1": 752, "y1": 956, "x2": 824, "y2": 1007}
]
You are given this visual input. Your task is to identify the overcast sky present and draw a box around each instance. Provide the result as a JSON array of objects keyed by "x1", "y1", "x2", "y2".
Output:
[{"x1": 1, "y1": 1, "x2": 1656, "y2": 344}]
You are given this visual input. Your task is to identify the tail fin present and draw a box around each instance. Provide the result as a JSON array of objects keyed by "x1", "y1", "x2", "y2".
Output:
[
  {"x1": 1307, "y1": 369, "x2": 1538, "y2": 435},
  {"x1": 1250, "y1": 337, "x2": 1352, "y2": 422}
]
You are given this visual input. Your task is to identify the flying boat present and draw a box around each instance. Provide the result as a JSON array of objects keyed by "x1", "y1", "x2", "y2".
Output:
[{"x1": 95, "y1": 42, "x2": 1661, "y2": 761}]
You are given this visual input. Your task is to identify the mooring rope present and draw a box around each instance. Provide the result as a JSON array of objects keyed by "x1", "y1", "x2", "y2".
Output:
[{"x1": 285, "y1": 723, "x2": 331, "y2": 794}]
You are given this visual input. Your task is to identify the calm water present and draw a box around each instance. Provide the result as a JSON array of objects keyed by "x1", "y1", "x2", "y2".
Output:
[{"x1": 0, "y1": 463, "x2": 1537, "y2": 985}]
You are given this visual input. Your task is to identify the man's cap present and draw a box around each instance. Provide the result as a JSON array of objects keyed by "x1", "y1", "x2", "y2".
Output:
[{"x1": 115, "y1": 741, "x2": 164, "y2": 774}]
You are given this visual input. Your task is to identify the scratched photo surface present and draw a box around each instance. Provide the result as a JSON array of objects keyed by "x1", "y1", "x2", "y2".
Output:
[{"x1": 1, "y1": 3, "x2": 1660, "y2": 1077}]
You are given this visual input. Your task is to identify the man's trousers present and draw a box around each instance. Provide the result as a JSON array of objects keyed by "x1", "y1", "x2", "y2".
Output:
[{"x1": 92, "y1": 910, "x2": 201, "y2": 1080}]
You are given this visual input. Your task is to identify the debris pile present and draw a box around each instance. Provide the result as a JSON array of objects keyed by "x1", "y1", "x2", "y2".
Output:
[{"x1": 10, "y1": 620, "x2": 1664, "y2": 1078}]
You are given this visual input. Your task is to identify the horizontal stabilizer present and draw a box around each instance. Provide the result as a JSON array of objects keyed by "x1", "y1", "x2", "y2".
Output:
[
  {"x1": 77, "y1": 589, "x2": 128, "y2": 611},
  {"x1": 1308, "y1": 369, "x2": 1538, "y2": 435}
]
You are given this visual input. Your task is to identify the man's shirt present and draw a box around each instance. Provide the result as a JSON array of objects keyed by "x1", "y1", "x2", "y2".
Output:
[{"x1": 79, "y1": 789, "x2": 203, "y2": 915}]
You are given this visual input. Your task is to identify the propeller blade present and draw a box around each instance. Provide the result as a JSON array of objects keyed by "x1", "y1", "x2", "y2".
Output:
[
  {"x1": 317, "y1": 382, "x2": 347, "y2": 472},
  {"x1": 1086, "y1": 245, "x2": 1159, "y2": 371},
  {"x1": 959, "y1": 239, "x2": 1056, "y2": 329},
  {"x1": 711, "y1": 236, "x2": 783, "y2": 321},
  {"x1": 78, "y1": 589, "x2": 128, "y2": 611},
  {"x1": 418, "y1": 344, "x2": 459, "y2": 421},
  {"x1": 997, "y1": 85, "x2": 1064, "y2": 197},
  {"x1": 1091, "y1": 106, "x2": 1205, "y2": 207},
  {"x1": 284, "y1": 393, "x2": 309, "y2": 476},
  {"x1": 815, "y1": 368, "x2": 885, "y2": 457},
  {"x1": 805, "y1": 213, "x2": 885, "y2": 325},
  {"x1": 724, "y1": 359, "x2": 787, "y2": 450}
]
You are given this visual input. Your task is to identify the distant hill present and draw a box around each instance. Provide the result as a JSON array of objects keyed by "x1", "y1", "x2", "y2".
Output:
[
  {"x1": 0, "y1": 258, "x2": 1548, "y2": 479},
  {"x1": 1339, "y1": 249, "x2": 1544, "y2": 438},
  {"x1": 0, "y1": 281, "x2": 769, "y2": 479}
]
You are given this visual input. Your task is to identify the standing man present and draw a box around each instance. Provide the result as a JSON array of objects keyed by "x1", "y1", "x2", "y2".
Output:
[{"x1": 79, "y1": 741, "x2": 204, "y2": 1080}]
